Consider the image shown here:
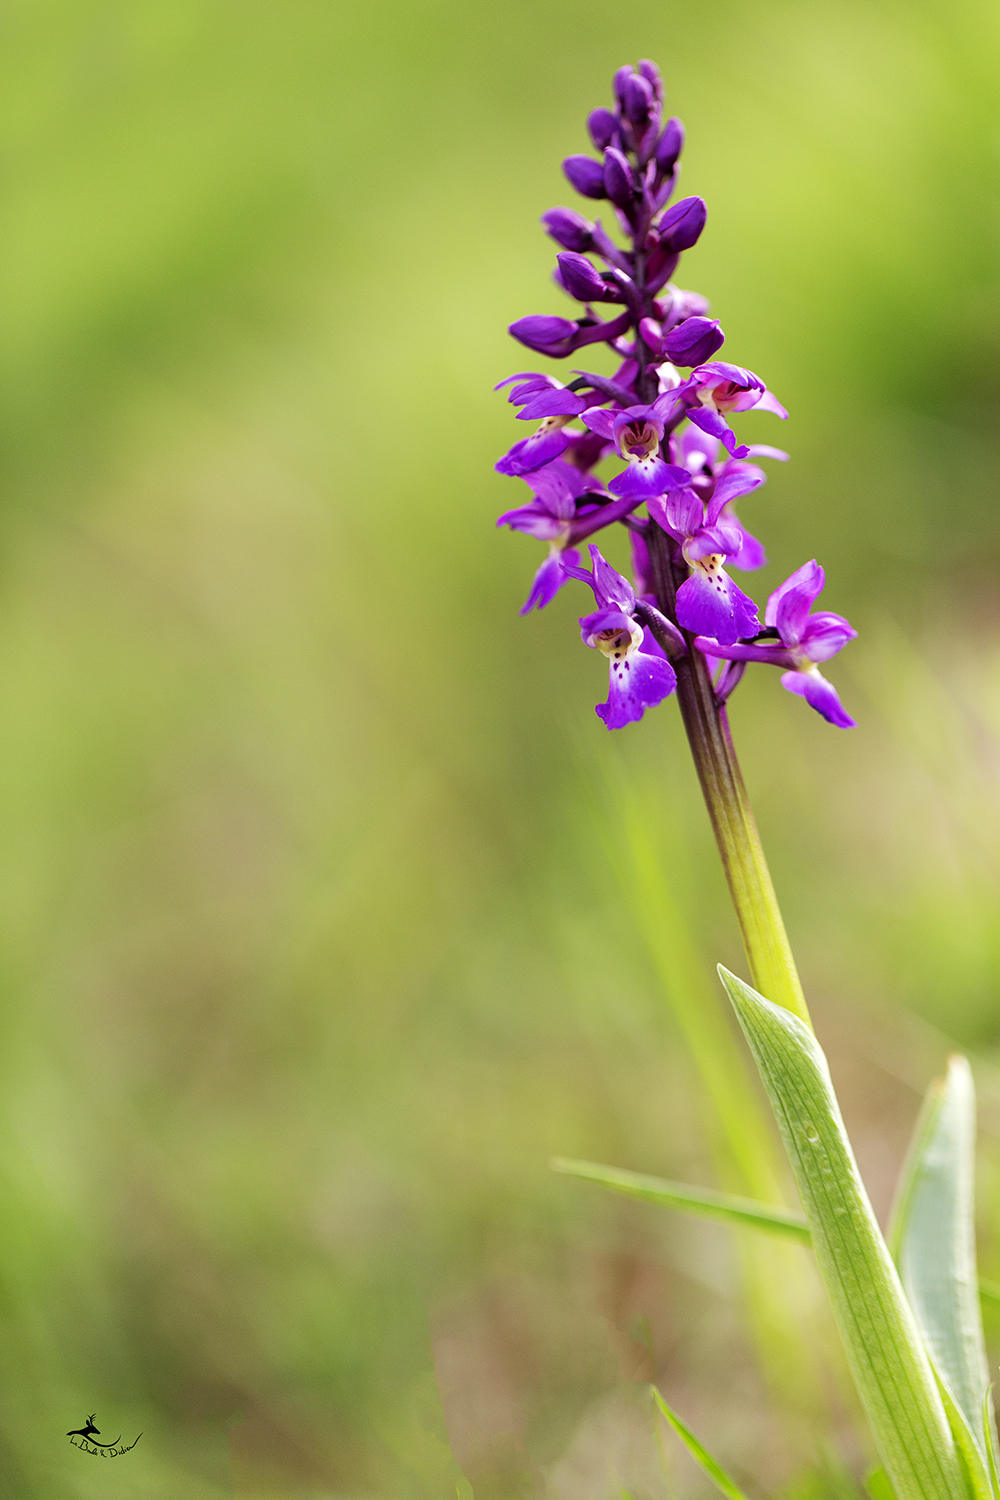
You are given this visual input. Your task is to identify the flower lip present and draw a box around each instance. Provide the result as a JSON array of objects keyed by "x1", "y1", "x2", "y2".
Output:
[
  {"x1": 580, "y1": 610, "x2": 642, "y2": 655},
  {"x1": 596, "y1": 628, "x2": 633, "y2": 653},
  {"x1": 619, "y1": 420, "x2": 659, "y2": 459}
]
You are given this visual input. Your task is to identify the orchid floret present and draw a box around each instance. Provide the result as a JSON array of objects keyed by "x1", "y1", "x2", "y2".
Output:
[
  {"x1": 563, "y1": 544, "x2": 676, "y2": 727},
  {"x1": 693, "y1": 560, "x2": 857, "y2": 727}
]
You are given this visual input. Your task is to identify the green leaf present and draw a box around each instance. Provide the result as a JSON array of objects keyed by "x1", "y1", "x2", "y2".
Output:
[
  {"x1": 651, "y1": 1387, "x2": 749, "y2": 1500},
  {"x1": 550, "y1": 1157, "x2": 812, "y2": 1243},
  {"x1": 718, "y1": 966, "x2": 967, "y2": 1500},
  {"x1": 888, "y1": 1055, "x2": 997, "y2": 1468},
  {"x1": 978, "y1": 1281, "x2": 1000, "y2": 1307}
]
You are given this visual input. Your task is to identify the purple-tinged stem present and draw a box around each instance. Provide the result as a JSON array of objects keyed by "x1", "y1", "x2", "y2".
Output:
[{"x1": 644, "y1": 523, "x2": 811, "y2": 1027}]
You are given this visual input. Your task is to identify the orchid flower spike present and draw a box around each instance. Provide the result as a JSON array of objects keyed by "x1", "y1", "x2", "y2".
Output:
[{"x1": 492, "y1": 59, "x2": 852, "y2": 744}]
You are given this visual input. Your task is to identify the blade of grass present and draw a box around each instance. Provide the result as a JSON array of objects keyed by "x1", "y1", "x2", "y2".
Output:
[
  {"x1": 551, "y1": 1157, "x2": 811, "y2": 1243},
  {"x1": 651, "y1": 1388, "x2": 750, "y2": 1500},
  {"x1": 719, "y1": 966, "x2": 967, "y2": 1500},
  {"x1": 554, "y1": 1156, "x2": 1000, "y2": 1318}
]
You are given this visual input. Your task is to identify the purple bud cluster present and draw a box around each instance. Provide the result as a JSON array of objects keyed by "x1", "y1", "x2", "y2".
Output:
[{"x1": 495, "y1": 60, "x2": 856, "y2": 731}]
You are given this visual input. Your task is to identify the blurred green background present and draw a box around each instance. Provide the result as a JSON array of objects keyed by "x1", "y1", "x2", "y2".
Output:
[{"x1": 0, "y1": 0, "x2": 999, "y2": 1495}]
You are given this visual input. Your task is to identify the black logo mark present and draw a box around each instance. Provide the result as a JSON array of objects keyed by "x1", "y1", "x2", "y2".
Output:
[{"x1": 66, "y1": 1413, "x2": 142, "y2": 1457}]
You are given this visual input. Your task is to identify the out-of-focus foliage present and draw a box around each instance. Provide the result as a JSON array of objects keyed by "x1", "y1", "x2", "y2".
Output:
[{"x1": 0, "y1": 1, "x2": 997, "y2": 1495}]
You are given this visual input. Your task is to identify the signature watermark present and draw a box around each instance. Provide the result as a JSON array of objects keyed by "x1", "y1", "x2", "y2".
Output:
[{"x1": 66, "y1": 1414, "x2": 142, "y2": 1458}]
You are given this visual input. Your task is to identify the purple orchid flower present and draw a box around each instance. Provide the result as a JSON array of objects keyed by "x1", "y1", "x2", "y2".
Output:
[
  {"x1": 647, "y1": 485, "x2": 760, "y2": 644},
  {"x1": 675, "y1": 427, "x2": 789, "y2": 570},
  {"x1": 693, "y1": 560, "x2": 857, "y2": 727},
  {"x1": 563, "y1": 544, "x2": 676, "y2": 728},
  {"x1": 496, "y1": 460, "x2": 599, "y2": 613},
  {"x1": 580, "y1": 395, "x2": 689, "y2": 499},
  {"x1": 667, "y1": 361, "x2": 788, "y2": 458},
  {"x1": 494, "y1": 372, "x2": 591, "y2": 476},
  {"x1": 497, "y1": 460, "x2": 638, "y2": 614}
]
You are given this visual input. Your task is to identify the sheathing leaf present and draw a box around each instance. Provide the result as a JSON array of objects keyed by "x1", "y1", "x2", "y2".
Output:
[
  {"x1": 889, "y1": 1056, "x2": 997, "y2": 1468},
  {"x1": 718, "y1": 967, "x2": 967, "y2": 1500},
  {"x1": 983, "y1": 1391, "x2": 1000, "y2": 1500},
  {"x1": 934, "y1": 1371, "x2": 994, "y2": 1500},
  {"x1": 865, "y1": 1468, "x2": 897, "y2": 1500}
]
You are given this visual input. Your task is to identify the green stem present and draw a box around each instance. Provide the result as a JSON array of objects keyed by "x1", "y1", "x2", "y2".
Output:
[
  {"x1": 599, "y1": 760, "x2": 834, "y2": 1427},
  {"x1": 645, "y1": 525, "x2": 811, "y2": 1027}
]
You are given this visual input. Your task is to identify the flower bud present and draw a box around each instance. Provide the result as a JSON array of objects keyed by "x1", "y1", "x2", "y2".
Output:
[
  {"x1": 603, "y1": 146, "x2": 636, "y2": 208},
  {"x1": 509, "y1": 315, "x2": 578, "y2": 356},
  {"x1": 655, "y1": 117, "x2": 685, "y2": 174},
  {"x1": 556, "y1": 252, "x2": 608, "y2": 303},
  {"x1": 622, "y1": 72, "x2": 654, "y2": 126},
  {"x1": 664, "y1": 316, "x2": 725, "y2": 366},
  {"x1": 659, "y1": 286, "x2": 711, "y2": 328},
  {"x1": 541, "y1": 206, "x2": 595, "y2": 253},
  {"x1": 587, "y1": 108, "x2": 617, "y2": 151},
  {"x1": 562, "y1": 155, "x2": 607, "y2": 200},
  {"x1": 638, "y1": 59, "x2": 665, "y2": 104},
  {"x1": 612, "y1": 65, "x2": 634, "y2": 110},
  {"x1": 638, "y1": 317, "x2": 664, "y2": 356},
  {"x1": 657, "y1": 195, "x2": 706, "y2": 252}
]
